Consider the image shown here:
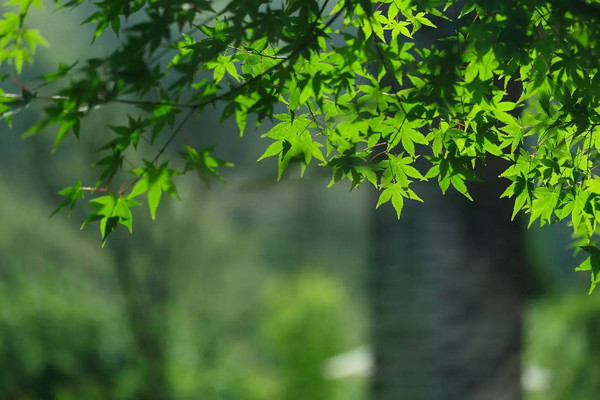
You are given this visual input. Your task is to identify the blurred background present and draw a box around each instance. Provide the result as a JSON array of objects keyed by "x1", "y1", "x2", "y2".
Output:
[{"x1": 1, "y1": 2, "x2": 599, "y2": 400}]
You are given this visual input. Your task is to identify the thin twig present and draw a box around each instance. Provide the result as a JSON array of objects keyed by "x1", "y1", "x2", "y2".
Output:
[
  {"x1": 81, "y1": 186, "x2": 113, "y2": 193},
  {"x1": 227, "y1": 45, "x2": 288, "y2": 60}
]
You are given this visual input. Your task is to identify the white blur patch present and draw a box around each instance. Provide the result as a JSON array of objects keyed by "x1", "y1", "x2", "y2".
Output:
[
  {"x1": 521, "y1": 364, "x2": 552, "y2": 392},
  {"x1": 323, "y1": 345, "x2": 373, "y2": 380}
]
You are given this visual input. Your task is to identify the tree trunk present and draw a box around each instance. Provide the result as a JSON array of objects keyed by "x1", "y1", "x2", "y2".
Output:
[
  {"x1": 110, "y1": 226, "x2": 172, "y2": 400},
  {"x1": 371, "y1": 159, "x2": 524, "y2": 400}
]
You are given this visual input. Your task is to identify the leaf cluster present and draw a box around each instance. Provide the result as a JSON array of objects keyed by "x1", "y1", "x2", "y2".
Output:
[{"x1": 5, "y1": 0, "x2": 600, "y2": 291}]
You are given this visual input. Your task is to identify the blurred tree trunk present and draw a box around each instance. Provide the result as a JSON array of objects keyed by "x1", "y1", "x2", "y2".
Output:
[
  {"x1": 110, "y1": 224, "x2": 173, "y2": 400},
  {"x1": 370, "y1": 3, "x2": 525, "y2": 398},
  {"x1": 371, "y1": 160, "x2": 524, "y2": 400}
]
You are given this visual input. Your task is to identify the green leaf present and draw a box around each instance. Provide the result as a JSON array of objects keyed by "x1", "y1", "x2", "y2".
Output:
[
  {"x1": 571, "y1": 191, "x2": 588, "y2": 232},
  {"x1": 181, "y1": 145, "x2": 233, "y2": 187},
  {"x1": 259, "y1": 115, "x2": 321, "y2": 179},
  {"x1": 528, "y1": 187, "x2": 559, "y2": 227},
  {"x1": 52, "y1": 119, "x2": 77, "y2": 152},
  {"x1": 577, "y1": 246, "x2": 600, "y2": 294},
  {"x1": 129, "y1": 161, "x2": 181, "y2": 220},
  {"x1": 258, "y1": 141, "x2": 284, "y2": 161},
  {"x1": 376, "y1": 183, "x2": 405, "y2": 219},
  {"x1": 51, "y1": 180, "x2": 84, "y2": 217},
  {"x1": 81, "y1": 194, "x2": 139, "y2": 245},
  {"x1": 450, "y1": 175, "x2": 473, "y2": 201},
  {"x1": 510, "y1": 175, "x2": 533, "y2": 220}
]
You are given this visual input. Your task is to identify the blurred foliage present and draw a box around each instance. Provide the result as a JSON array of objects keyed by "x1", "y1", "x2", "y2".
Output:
[
  {"x1": 261, "y1": 271, "x2": 361, "y2": 400},
  {"x1": 0, "y1": 137, "x2": 369, "y2": 400},
  {"x1": 0, "y1": 179, "x2": 138, "y2": 399},
  {"x1": 0, "y1": 277, "x2": 139, "y2": 400},
  {"x1": 525, "y1": 291, "x2": 600, "y2": 400}
]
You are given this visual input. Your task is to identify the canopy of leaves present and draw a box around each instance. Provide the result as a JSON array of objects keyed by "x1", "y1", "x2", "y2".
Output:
[{"x1": 4, "y1": 0, "x2": 600, "y2": 290}]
